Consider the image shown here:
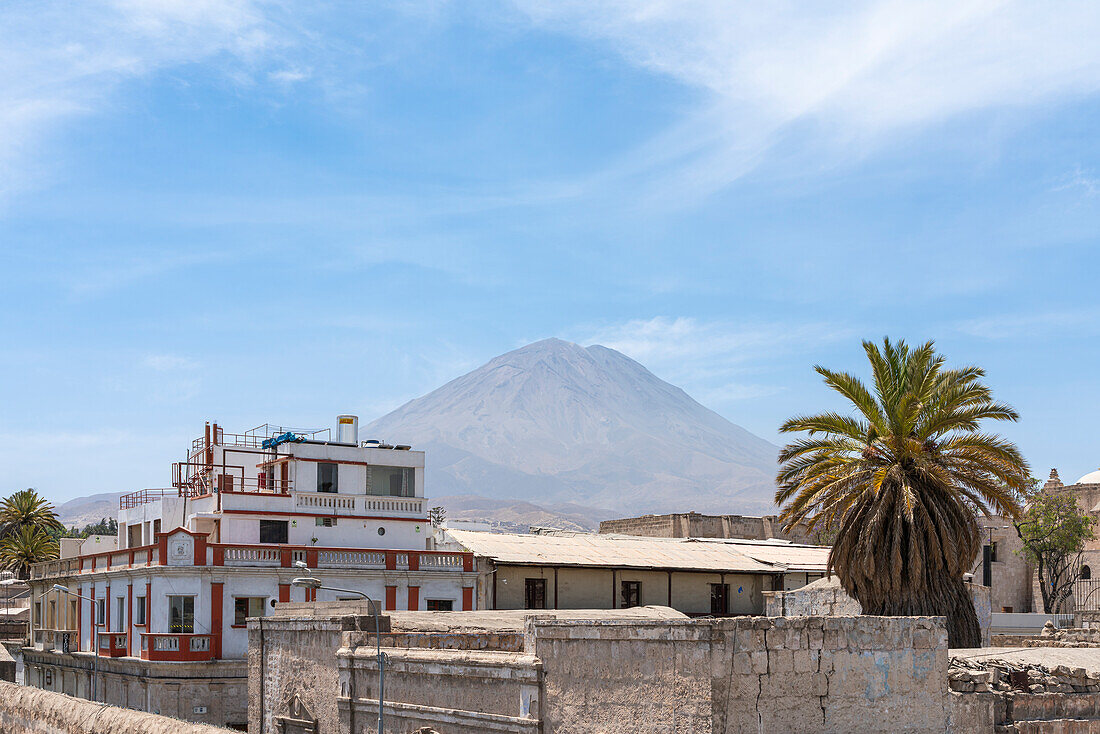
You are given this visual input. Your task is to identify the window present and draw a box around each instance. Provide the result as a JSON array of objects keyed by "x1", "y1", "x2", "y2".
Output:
[
  {"x1": 259, "y1": 520, "x2": 289, "y2": 544},
  {"x1": 34, "y1": 602, "x2": 41, "y2": 626},
  {"x1": 168, "y1": 596, "x2": 195, "y2": 633},
  {"x1": 366, "y1": 466, "x2": 414, "y2": 497},
  {"x1": 989, "y1": 542, "x2": 999, "y2": 563},
  {"x1": 710, "y1": 584, "x2": 730, "y2": 616},
  {"x1": 233, "y1": 597, "x2": 266, "y2": 626},
  {"x1": 134, "y1": 597, "x2": 146, "y2": 625},
  {"x1": 621, "y1": 581, "x2": 641, "y2": 608},
  {"x1": 317, "y1": 463, "x2": 338, "y2": 493},
  {"x1": 115, "y1": 597, "x2": 125, "y2": 632},
  {"x1": 524, "y1": 578, "x2": 546, "y2": 610},
  {"x1": 426, "y1": 599, "x2": 453, "y2": 611},
  {"x1": 95, "y1": 598, "x2": 105, "y2": 626},
  {"x1": 315, "y1": 517, "x2": 337, "y2": 527},
  {"x1": 153, "y1": 519, "x2": 161, "y2": 540},
  {"x1": 1084, "y1": 566, "x2": 1093, "y2": 580}
]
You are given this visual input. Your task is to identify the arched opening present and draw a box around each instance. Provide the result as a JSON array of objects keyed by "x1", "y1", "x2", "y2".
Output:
[{"x1": 1082, "y1": 565, "x2": 1092, "y2": 580}]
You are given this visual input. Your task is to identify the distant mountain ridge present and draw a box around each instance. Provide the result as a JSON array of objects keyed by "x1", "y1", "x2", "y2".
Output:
[
  {"x1": 364, "y1": 338, "x2": 779, "y2": 517},
  {"x1": 48, "y1": 340, "x2": 780, "y2": 531},
  {"x1": 53, "y1": 491, "x2": 125, "y2": 530}
]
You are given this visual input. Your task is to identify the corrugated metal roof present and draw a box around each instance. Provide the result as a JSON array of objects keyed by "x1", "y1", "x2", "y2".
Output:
[
  {"x1": 688, "y1": 538, "x2": 831, "y2": 573},
  {"x1": 445, "y1": 529, "x2": 785, "y2": 573}
]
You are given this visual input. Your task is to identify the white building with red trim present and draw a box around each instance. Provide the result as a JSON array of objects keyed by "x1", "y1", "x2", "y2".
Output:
[{"x1": 25, "y1": 418, "x2": 476, "y2": 729}]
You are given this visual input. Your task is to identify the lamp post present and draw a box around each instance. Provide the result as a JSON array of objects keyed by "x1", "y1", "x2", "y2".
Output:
[
  {"x1": 52, "y1": 584, "x2": 101, "y2": 702},
  {"x1": 290, "y1": 573, "x2": 385, "y2": 734}
]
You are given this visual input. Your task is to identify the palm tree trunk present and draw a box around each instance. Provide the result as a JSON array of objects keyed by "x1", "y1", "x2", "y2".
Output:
[{"x1": 857, "y1": 575, "x2": 981, "y2": 648}]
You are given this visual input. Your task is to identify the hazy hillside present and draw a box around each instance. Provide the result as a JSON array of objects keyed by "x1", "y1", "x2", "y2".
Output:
[
  {"x1": 364, "y1": 338, "x2": 779, "y2": 516},
  {"x1": 53, "y1": 491, "x2": 125, "y2": 530}
]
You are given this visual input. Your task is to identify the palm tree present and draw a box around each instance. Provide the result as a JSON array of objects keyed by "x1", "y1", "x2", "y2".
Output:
[
  {"x1": 0, "y1": 525, "x2": 59, "y2": 579},
  {"x1": 775, "y1": 338, "x2": 1029, "y2": 648},
  {"x1": 0, "y1": 489, "x2": 63, "y2": 539}
]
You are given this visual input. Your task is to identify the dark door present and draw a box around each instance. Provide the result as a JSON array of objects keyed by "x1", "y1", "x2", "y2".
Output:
[
  {"x1": 525, "y1": 578, "x2": 547, "y2": 609},
  {"x1": 710, "y1": 583, "x2": 730, "y2": 616}
]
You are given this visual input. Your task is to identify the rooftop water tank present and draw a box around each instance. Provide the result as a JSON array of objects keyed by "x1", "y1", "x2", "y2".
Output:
[{"x1": 336, "y1": 414, "x2": 358, "y2": 445}]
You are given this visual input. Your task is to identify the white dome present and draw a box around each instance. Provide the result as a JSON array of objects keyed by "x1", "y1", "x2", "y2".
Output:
[{"x1": 1077, "y1": 469, "x2": 1100, "y2": 485}]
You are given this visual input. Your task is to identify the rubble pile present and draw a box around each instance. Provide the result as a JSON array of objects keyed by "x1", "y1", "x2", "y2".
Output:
[
  {"x1": 950, "y1": 656, "x2": 1100, "y2": 695},
  {"x1": 1023, "y1": 621, "x2": 1100, "y2": 648}
]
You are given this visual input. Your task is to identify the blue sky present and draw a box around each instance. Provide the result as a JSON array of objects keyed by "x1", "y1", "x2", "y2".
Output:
[{"x1": 2, "y1": 1, "x2": 1100, "y2": 503}]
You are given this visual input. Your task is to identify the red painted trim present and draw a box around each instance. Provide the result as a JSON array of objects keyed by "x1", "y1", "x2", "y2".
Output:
[
  {"x1": 280, "y1": 549, "x2": 291, "y2": 568},
  {"x1": 218, "y1": 508, "x2": 428, "y2": 523},
  {"x1": 385, "y1": 585, "x2": 397, "y2": 611},
  {"x1": 462, "y1": 587, "x2": 473, "y2": 611},
  {"x1": 128, "y1": 550, "x2": 135, "y2": 565},
  {"x1": 146, "y1": 593, "x2": 152, "y2": 634},
  {"x1": 218, "y1": 490, "x2": 290, "y2": 497},
  {"x1": 213, "y1": 545, "x2": 224, "y2": 566},
  {"x1": 385, "y1": 552, "x2": 396, "y2": 571},
  {"x1": 106, "y1": 553, "x2": 111, "y2": 570},
  {"x1": 463, "y1": 554, "x2": 474, "y2": 572},
  {"x1": 305, "y1": 549, "x2": 318, "y2": 568},
  {"x1": 193, "y1": 534, "x2": 207, "y2": 567},
  {"x1": 407, "y1": 586, "x2": 419, "y2": 611},
  {"x1": 127, "y1": 585, "x2": 133, "y2": 656},
  {"x1": 211, "y1": 582, "x2": 223, "y2": 659},
  {"x1": 158, "y1": 535, "x2": 167, "y2": 566},
  {"x1": 407, "y1": 553, "x2": 419, "y2": 572},
  {"x1": 76, "y1": 591, "x2": 82, "y2": 652},
  {"x1": 138, "y1": 633, "x2": 215, "y2": 662},
  {"x1": 278, "y1": 584, "x2": 290, "y2": 603}
]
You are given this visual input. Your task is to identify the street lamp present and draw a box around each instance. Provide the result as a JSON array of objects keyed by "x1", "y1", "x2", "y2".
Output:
[
  {"x1": 51, "y1": 584, "x2": 101, "y2": 702},
  {"x1": 290, "y1": 573, "x2": 385, "y2": 734}
]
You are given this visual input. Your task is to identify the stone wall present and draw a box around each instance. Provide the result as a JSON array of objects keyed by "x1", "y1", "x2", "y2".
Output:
[
  {"x1": 764, "y1": 576, "x2": 861, "y2": 617},
  {"x1": 598, "y1": 512, "x2": 812, "y2": 542},
  {"x1": 247, "y1": 601, "x2": 388, "y2": 734},
  {"x1": 0, "y1": 680, "x2": 235, "y2": 734},
  {"x1": 0, "y1": 641, "x2": 14, "y2": 683},
  {"x1": 24, "y1": 649, "x2": 247, "y2": 727},
  {"x1": 765, "y1": 576, "x2": 993, "y2": 647},
  {"x1": 327, "y1": 616, "x2": 956, "y2": 734},
  {"x1": 527, "y1": 616, "x2": 951, "y2": 734},
  {"x1": 968, "y1": 515, "x2": 1033, "y2": 614}
]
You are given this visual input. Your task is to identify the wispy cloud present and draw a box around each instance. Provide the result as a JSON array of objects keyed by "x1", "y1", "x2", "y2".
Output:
[
  {"x1": 1053, "y1": 165, "x2": 1100, "y2": 198},
  {"x1": 571, "y1": 315, "x2": 854, "y2": 402},
  {"x1": 141, "y1": 353, "x2": 198, "y2": 371},
  {"x1": 513, "y1": 1, "x2": 1100, "y2": 203},
  {"x1": 0, "y1": 0, "x2": 275, "y2": 200}
]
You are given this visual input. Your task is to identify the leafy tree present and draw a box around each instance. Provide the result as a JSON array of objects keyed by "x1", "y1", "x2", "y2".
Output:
[
  {"x1": 1015, "y1": 487, "x2": 1095, "y2": 614},
  {"x1": 775, "y1": 338, "x2": 1030, "y2": 648},
  {"x1": 428, "y1": 506, "x2": 447, "y2": 526},
  {"x1": 52, "y1": 517, "x2": 118, "y2": 540},
  {"x1": 0, "y1": 525, "x2": 59, "y2": 579},
  {"x1": 0, "y1": 489, "x2": 63, "y2": 539}
]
